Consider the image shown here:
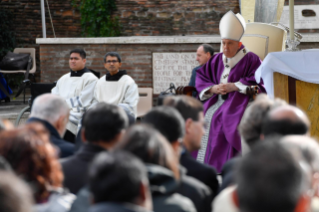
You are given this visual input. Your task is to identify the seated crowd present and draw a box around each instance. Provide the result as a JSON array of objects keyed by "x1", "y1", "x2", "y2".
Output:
[{"x1": 0, "y1": 49, "x2": 318, "y2": 212}]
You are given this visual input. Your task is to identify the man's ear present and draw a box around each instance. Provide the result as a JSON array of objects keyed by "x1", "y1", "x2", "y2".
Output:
[
  {"x1": 238, "y1": 42, "x2": 242, "y2": 48},
  {"x1": 118, "y1": 62, "x2": 122, "y2": 68},
  {"x1": 83, "y1": 58, "x2": 87, "y2": 64},
  {"x1": 185, "y1": 118, "x2": 193, "y2": 134},
  {"x1": 260, "y1": 134, "x2": 265, "y2": 140},
  {"x1": 55, "y1": 115, "x2": 67, "y2": 137},
  {"x1": 171, "y1": 140, "x2": 181, "y2": 154},
  {"x1": 81, "y1": 128, "x2": 87, "y2": 143},
  {"x1": 294, "y1": 194, "x2": 311, "y2": 212},
  {"x1": 137, "y1": 181, "x2": 153, "y2": 210}
]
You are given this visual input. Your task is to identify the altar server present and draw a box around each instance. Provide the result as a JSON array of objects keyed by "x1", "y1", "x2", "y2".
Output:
[
  {"x1": 52, "y1": 49, "x2": 98, "y2": 142},
  {"x1": 94, "y1": 52, "x2": 139, "y2": 120}
]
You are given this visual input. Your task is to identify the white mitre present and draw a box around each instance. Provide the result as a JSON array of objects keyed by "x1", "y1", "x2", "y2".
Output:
[{"x1": 219, "y1": 11, "x2": 246, "y2": 41}]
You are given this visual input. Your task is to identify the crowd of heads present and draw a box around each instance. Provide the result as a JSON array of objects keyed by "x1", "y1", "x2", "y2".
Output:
[{"x1": 0, "y1": 66, "x2": 318, "y2": 212}]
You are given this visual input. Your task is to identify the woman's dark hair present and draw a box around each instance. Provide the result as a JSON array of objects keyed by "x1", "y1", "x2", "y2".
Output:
[{"x1": 0, "y1": 123, "x2": 63, "y2": 203}]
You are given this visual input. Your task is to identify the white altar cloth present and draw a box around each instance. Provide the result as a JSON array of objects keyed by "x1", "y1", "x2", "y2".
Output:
[{"x1": 255, "y1": 49, "x2": 319, "y2": 99}]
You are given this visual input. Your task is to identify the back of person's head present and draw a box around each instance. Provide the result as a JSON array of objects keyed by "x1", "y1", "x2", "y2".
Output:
[
  {"x1": 82, "y1": 102, "x2": 128, "y2": 143},
  {"x1": 281, "y1": 135, "x2": 319, "y2": 174},
  {"x1": 0, "y1": 123, "x2": 63, "y2": 203},
  {"x1": 142, "y1": 106, "x2": 185, "y2": 143},
  {"x1": 103, "y1": 52, "x2": 122, "y2": 63},
  {"x1": 70, "y1": 48, "x2": 86, "y2": 59},
  {"x1": 239, "y1": 94, "x2": 273, "y2": 148},
  {"x1": 164, "y1": 95, "x2": 203, "y2": 121},
  {"x1": 0, "y1": 171, "x2": 33, "y2": 212},
  {"x1": 30, "y1": 93, "x2": 69, "y2": 125},
  {"x1": 200, "y1": 43, "x2": 214, "y2": 56},
  {"x1": 116, "y1": 124, "x2": 180, "y2": 180},
  {"x1": 236, "y1": 138, "x2": 303, "y2": 212},
  {"x1": 89, "y1": 151, "x2": 152, "y2": 209},
  {"x1": 262, "y1": 105, "x2": 310, "y2": 137}
]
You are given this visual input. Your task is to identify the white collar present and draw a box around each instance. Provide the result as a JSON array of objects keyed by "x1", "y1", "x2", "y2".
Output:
[{"x1": 222, "y1": 47, "x2": 249, "y2": 69}]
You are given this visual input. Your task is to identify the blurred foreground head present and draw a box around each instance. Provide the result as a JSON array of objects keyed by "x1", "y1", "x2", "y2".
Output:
[
  {"x1": 0, "y1": 171, "x2": 33, "y2": 212},
  {"x1": 281, "y1": 135, "x2": 319, "y2": 203},
  {"x1": 89, "y1": 151, "x2": 152, "y2": 210},
  {"x1": 236, "y1": 139, "x2": 305, "y2": 212},
  {"x1": 262, "y1": 104, "x2": 310, "y2": 138},
  {"x1": 116, "y1": 124, "x2": 180, "y2": 180},
  {"x1": 142, "y1": 106, "x2": 185, "y2": 155},
  {"x1": 30, "y1": 93, "x2": 69, "y2": 137},
  {"x1": 0, "y1": 123, "x2": 63, "y2": 203},
  {"x1": 239, "y1": 94, "x2": 287, "y2": 149},
  {"x1": 164, "y1": 95, "x2": 205, "y2": 152},
  {"x1": 81, "y1": 102, "x2": 128, "y2": 148}
]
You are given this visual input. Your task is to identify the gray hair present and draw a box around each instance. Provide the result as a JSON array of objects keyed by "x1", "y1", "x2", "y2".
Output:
[
  {"x1": 30, "y1": 94, "x2": 69, "y2": 125},
  {"x1": 239, "y1": 94, "x2": 273, "y2": 147}
]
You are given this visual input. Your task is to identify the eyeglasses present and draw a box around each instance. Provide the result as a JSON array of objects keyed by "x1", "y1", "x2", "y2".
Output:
[{"x1": 105, "y1": 60, "x2": 119, "y2": 64}]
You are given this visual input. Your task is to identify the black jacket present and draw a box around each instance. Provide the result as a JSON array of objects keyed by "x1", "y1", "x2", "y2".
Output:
[
  {"x1": 177, "y1": 166, "x2": 213, "y2": 212},
  {"x1": 89, "y1": 202, "x2": 151, "y2": 212},
  {"x1": 60, "y1": 143, "x2": 106, "y2": 194},
  {"x1": 219, "y1": 157, "x2": 241, "y2": 192},
  {"x1": 180, "y1": 150, "x2": 219, "y2": 197},
  {"x1": 27, "y1": 117, "x2": 74, "y2": 158},
  {"x1": 69, "y1": 165, "x2": 197, "y2": 212},
  {"x1": 147, "y1": 164, "x2": 196, "y2": 212}
]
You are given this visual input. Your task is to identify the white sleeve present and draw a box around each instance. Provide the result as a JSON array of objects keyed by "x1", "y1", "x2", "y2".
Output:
[
  {"x1": 234, "y1": 81, "x2": 248, "y2": 94},
  {"x1": 199, "y1": 86, "x2": 214, "y2": 101},
  {"x1": 119, "y1": 83, "x2": 139, "y2": 117},
  {"x1": 51, "y1": 82, "x2": 60, "y2": 97},
  {"x1": 66, "y1": 78, "x2": 98, "y2": 113}
]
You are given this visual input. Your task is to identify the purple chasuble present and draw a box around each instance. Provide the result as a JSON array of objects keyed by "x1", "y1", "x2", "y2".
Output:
[{"x1": 194, "y1": 45, "x2": 266, "y2": 172}]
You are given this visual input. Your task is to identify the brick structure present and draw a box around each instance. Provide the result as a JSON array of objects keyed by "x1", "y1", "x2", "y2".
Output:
[
  {"x1": 0, "y1": 0, "x2": 81, "y2": 80},
  {"x1": 1, "y1": 0, "x2": 319, "y2": 82},
  {"x1": 39, "y1": 42, "x2": 219, "y2": 87},
  {"x1": 115, "y1": 0, "x2": 239, "y2": 36}
]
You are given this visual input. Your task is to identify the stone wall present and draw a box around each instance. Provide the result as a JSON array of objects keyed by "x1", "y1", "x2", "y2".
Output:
[{"x1": 39, "y1": 42, "x2": 220, "y2": 87}]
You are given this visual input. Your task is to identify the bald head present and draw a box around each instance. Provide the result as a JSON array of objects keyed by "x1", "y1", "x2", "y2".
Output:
[
  {"x1": 30, "y1": 94, "x2": 69, "y2": 125},
  {"x1": 281, "y1": 135, "x2": 319, "y2": 174},
  {"x1": 262, "y1": 105, "x2": 310, "y2": 137}
]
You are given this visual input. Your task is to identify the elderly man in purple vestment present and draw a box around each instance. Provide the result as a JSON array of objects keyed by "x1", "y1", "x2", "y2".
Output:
[{"x1": 194, "y1": 11, "x2": 266, "y2": 172}]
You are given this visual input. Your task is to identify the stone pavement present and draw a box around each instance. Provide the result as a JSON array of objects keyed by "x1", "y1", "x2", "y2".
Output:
[{"x1": 0, "y1": 92, "x2": 31, "y2": 126}]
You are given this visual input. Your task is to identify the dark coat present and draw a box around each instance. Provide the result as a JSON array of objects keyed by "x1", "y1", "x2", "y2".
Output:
[
  {"x1": 69, "y1": 165, "x2": 196, "y2": 212},
  {"x1": 180, "y1": 150, "x2": 219, "y2": 197},
  {"x1": 27, "y1": 117, "x2": 74, "y2": 158},
  {"x1": 147, "y1": 164, "x2": 196, "y2": 212},
  {"x1": 219, "y1": 157, "x2": 241, "y2": 192},
  {"x1": 89, "y1": 202, "x2": 152, "y2": 212},
  {"x1": 177, "y1": 166, "x2": 213, "y2": 212},
  {"x1": 60, "y1": 143, "x2": 106, "y2": 194},
  {"x1": 188, "y1": 66, "x2": 201, "y2": 97}
]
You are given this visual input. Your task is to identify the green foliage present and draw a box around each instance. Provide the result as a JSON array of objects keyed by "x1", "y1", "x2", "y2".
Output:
[
  {"x1": 0, "y1": 9, "x2": 16, "y2": 60},
  {"x1": 0, "y1": 9, "x2": 22, "y2": 89},
  {"x1": 74, "y1": 0, "x2": 121, "y2": 37}
]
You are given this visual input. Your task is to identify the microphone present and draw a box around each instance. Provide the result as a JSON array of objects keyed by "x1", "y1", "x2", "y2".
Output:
[{"x1": 169, "y1": 83, "x2": 176, "y2": 92}]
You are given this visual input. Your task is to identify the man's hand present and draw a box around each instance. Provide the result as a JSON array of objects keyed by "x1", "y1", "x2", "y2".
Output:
[
  {"x1": 219, "y1": 83, "x2": 239, "y2": 95},
  {"x1": 205, "y1": 85, "x2": 222, "y2": 95},
  {"x1": 205, "y1": 83, "x2": 239, "y2": 95}
]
